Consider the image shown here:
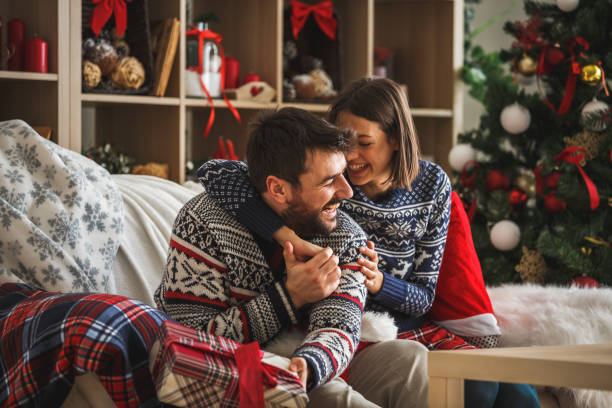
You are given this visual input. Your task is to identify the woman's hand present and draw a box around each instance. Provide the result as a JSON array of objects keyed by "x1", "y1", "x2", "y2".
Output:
[
  {"x1": 273, "y1": 225, "x2": 323, "y2": 261},
  {"x1": 358, "y1": 241, "x2": 383, "y2": 294}
]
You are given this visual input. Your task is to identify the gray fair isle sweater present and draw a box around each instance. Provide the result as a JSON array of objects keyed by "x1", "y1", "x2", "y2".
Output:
[{"x1": 154, "y1": 191, "x2": 368, "y2": 389}]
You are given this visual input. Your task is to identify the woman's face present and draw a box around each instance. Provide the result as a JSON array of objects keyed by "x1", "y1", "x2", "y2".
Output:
[{"x1": 336, "y1": 111, "x2": 398, "y2": 198}]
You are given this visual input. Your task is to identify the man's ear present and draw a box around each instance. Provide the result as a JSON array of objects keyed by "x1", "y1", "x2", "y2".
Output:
[{"x1": 265, "y1": 175, "x2": 292, "y2": 205}]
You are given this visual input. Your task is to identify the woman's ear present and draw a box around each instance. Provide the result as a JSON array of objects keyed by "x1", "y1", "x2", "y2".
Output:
[{"x1": 265, "y1": 175, "x2": 292, "y2": 205}]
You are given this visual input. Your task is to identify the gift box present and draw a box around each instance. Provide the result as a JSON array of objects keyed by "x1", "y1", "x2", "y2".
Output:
[{"x1": 150, "y1": 320, "x2": 308, "y2": 408}]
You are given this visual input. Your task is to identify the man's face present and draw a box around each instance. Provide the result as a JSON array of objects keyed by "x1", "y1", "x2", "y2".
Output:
[{"x1": 282, "y1": 149, "x2": 353, "y2": 236}]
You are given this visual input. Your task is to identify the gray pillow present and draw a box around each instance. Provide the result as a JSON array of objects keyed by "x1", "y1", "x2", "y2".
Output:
[{"x1": 0, "y1": 120, "x2": 123, "y2": 292}]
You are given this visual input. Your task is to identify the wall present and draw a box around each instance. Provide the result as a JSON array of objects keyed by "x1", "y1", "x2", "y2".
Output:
[{"x1": 462, "y1": 0, "x2": 527, "y2": 132}]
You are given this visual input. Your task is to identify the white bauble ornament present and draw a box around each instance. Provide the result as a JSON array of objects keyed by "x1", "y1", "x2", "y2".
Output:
[
  {"x1": 500, "y1": 103, "x2": 531, "y2": 134},
  {"x1": 490, "y1": 220, "x2": 521, "y2": 251},
  {"x1": 580, "y1": 98, "x2": 610, "y2": 132},
  {"x1": 448, "y1": 144, "x2": 476, "y2": 172},
  {"x1": 557, "y1": 0, "x2": 579, "y2": 11}
]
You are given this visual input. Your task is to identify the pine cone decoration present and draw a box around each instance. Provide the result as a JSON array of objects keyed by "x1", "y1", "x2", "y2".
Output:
[
  {"x1": 563, "y1": 130, "x2": 604, "y2": 166},
  {"x1": 515, "y1": 246, "x2": 548, "y2": 284}
]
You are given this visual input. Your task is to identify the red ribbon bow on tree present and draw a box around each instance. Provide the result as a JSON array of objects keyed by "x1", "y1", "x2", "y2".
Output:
[
  {"x1": 90, "y1": 0, "x2": 132, "y2": 37},
  {"x1": 537, "y1": 37, "x2": 589, "y2": 115},
  {"x1": 554, "y1": 146, "x2": 600, "y2": 210},
  {"x1": 291, "y1": 0, "x2": 337, "y2": 40}
]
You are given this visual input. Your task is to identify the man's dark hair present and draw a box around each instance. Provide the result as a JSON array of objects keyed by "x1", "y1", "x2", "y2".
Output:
[{"x1": 247, "y1": 107, "x2": 355, "y2": 192}]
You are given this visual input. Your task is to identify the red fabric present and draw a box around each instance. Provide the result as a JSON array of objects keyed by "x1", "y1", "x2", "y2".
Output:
[
  {"x1": 429, "y1": 191, "x2": 495, "y2": 324},
  {"x1": 291, "y1": 0, "x2": 337, "y2": 40},
  {"x1": 90, "y1": 0, "x2": 132, "y2": 37},
  {"x1": 554, "y1": 146, "x2": 600, "y2": 210}
]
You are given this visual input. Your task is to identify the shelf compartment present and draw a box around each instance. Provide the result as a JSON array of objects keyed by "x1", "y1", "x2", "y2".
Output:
[
  {"x1": 414, "y1": 116, "x2": 454, "y2": 173},
  {"x1": 81, "y1": 94, "x2": 180, "y2": 106},
  {"x1": 184, "y1": 98, "x2": 277, "y2": 110}
]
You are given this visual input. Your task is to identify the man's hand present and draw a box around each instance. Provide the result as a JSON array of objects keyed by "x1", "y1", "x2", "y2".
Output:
[
  {"x1": 284, "y1": 241, "x2": 341, "y2": 309},
  {"x1": 288, "y1": 357, "x2": 309, "y2": 390},
  {"x1": 358, "y1": 241, "x2": 383, "y2": 294},
  {"x1": 273, "y1": 226, "x2": 322, "y2": 261}
]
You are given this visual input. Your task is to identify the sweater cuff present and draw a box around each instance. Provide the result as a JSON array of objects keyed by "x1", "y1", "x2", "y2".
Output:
[
  {"x1": 292, "y1": 348, "x2": 328, "y2": 391},
  {"x1": 236, "y1": 195, "x2": 285, "y2": 242},
  {"x1": 265, "y1": 281, "x2": 299, "y2": 327},
  {"x1": 371, "y1": 272, "x2": 405, "y2": 310}
]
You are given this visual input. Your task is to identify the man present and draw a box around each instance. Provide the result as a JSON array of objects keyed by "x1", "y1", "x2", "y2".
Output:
[{"x1": 155, "y1": 108, "x2": 427, "y2": 407}]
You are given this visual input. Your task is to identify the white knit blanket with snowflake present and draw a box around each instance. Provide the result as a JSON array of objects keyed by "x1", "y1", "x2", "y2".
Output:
[{"x1": 0, "y1": 120, "x2": 123, "y2": 293}]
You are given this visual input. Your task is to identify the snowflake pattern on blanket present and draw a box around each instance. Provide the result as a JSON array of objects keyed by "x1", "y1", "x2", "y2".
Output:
[{"x1": 0, "y1": 120, "x2": 123, "y2": 292}]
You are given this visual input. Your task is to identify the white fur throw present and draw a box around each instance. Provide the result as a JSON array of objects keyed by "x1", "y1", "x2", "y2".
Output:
[{"x1": 488, "y1": 284, "x2": 612, "y2": 408}]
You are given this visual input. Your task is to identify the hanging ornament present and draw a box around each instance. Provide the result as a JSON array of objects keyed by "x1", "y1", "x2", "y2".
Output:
[
  {"x1": 518, "y1": 54, "x2": 537, "y2": 76},
  {"x1": 569, "y1": 274, "x2": 599, "y2": 288},
  {"x1": 563, "y1": 130, "x2": 605, "y2": 166},
  {"x1": 515, "y1": 172, "x2": 537, "y2": 196},
  {"x1": 500, "y1": 103, "x2": 531, "y2": 134},
  {"x1": 486, "y1": 170, "x2": 510, "y2": 191},
  {"x1": 546, "y1": 44, "x2": 565, "y2": 66},
  {"x1": 490, "y1": 220, "x2": 521, "y2": 251},
  {"x1": 544, "y1": 171, "x2": 561, "y2": 190},
  {"x1": 544, "y1": 193, "x2": 567, "y2": 213},
  {"x1": 580, "y1": 98, "x2": 610, "y2": 132},
  {"x1": 448, "y1": 143, "x2": 476, "y2": 172},
  {"x1": 509, "y1": 188, "x2": 527, "y2": 209},
  {"x1": 580, "y1": 64, "x2": 602, "y2": 86},
  {"x1": 557, "y1": 0, "x2": 579, "y2": 12},
  {"x1": 515, "y1": 246, "x2": 548, "y2": 284}
]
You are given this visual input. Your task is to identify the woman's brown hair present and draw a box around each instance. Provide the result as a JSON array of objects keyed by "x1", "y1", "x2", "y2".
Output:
[{"x1": 329, "y1": 77, "x2": 420, "y2": 189}]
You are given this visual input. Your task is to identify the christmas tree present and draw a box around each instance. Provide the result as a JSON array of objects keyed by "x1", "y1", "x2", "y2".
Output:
[{"x1": 452, "y1": 0, "x2": 612, "y2": 286}]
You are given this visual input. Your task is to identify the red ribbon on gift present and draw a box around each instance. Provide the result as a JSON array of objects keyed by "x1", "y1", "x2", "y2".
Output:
[
  {"x1": 235, "y1": 342, "x2": 279, "y2": 408},
  {"x1": 291, "y1": 0, "x2": 337, "y2": 40},
  {"x1": 554, "y1": 146, "x2": 600, "y2": 210},
  {"x1": 186, "y1": 25, "x2": 241, "y2": 138},
  {"x1": 536, "y1": 37, "x2": 589, "y2": 115},
  {"x1": 460, "y1": 160, "x2": 480, "y2": 222},
  {"x1": 90, "y1": 0, "x2": 132, "y2": 37}
]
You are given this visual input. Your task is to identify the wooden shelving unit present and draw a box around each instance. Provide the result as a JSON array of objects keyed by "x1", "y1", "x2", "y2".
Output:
[
  {"x1": 0, "y1": 0, "x2": 69, "y2": 146},
  {"x1": 3, "y1": 0, "x2": 463, "y2": 184}
]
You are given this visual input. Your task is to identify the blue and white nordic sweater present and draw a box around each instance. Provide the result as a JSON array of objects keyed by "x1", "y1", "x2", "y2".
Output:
[
  {"x1": 154, "y1": 190, "x2": 368, "y2": 389},
  {"x1": 198, "y1": 159, "x2": 451, "y2": 332}
]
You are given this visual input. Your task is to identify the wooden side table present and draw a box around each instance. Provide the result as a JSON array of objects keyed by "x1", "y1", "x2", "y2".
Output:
[{"x1": 428, "y1": 343, "x2": 612, "y2": 408}]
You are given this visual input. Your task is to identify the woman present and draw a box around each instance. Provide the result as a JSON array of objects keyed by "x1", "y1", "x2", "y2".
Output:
[{"x1": 199, "y1": 77, "x2": 539, "y2": 408}]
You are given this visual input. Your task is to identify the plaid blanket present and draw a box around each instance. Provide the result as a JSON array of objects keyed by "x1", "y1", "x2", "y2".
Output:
[{"x1": 0, "y1": 282, "x2": 168, "y2": 408}]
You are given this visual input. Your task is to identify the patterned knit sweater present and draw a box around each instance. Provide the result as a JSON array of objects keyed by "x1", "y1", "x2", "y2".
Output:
[
  {"x1": 198, "y1": 159, "x2": 451, "y2": 332},
  {"x1": 154, "y1": 191, "x2": 368, "y2": 389}
]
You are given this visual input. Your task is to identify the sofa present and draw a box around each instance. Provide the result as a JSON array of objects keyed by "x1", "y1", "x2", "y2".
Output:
[{"x1": 1, "y1": 120, "x2": 611, "y2": 408}]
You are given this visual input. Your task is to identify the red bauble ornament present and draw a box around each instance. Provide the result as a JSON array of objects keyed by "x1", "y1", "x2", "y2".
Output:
[
  {"x1": 570, "y1": 275, "x2": 600, "y2": 288},
  {"x1": 544, "y1": 171, "x2": 561, "y2": 190},
  {"x1": 546, "y1": 47, "x2": 565, "y2": 65},
  {"x1": 486, "y1": 170, "x2": 510, "y2": 191},
  {"x1": 544, "y1": 193, "x2": 566, "y2": 213},
  {"x1": 242, "y1": 72, "x2": 261, "y2": 85},
  {"x1": 509, "y1": 188, "x2": 527, "y2": 209}
]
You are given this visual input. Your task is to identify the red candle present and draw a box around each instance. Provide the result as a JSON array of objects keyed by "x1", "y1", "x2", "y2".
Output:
[
  {"x1": 224, "y1": 56, "x2": 240, "y2": 89},
  {"x1": 25, "y1": 35, "x2": 48, "y2": 73},
  {"x1": 7, "y1": 18, "x2": 25, "y2": 71}
]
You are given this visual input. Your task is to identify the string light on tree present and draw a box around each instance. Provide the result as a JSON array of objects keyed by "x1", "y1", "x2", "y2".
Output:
[
  {"x1": 580, "y1": 98, "x2": 610, "y2": 132},
  {"x1": 500, "y1": 103, "x2": 531, "y2": 134},
  {"x1": 490, "y1": 220, "x2": 521, "y2": 251},
  {"x1": 557, "y1": 0, "x2": 579, "y2": 12},
  {"x1": 448, "y1": 143, "x2": 476, "y2": 172}
]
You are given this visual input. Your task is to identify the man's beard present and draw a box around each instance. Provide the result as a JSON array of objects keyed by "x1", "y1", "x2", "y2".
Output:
[{"x1": 282, "y1": 196, "x2": 342, "y2": 237}]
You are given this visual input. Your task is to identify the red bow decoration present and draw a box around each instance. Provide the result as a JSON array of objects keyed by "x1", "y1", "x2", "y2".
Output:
[
  {"x1": 291, "y1": 0, "x2": 337, "y2": 40},
  {"x1": 185, "y1": 25, "x2": 241, "y2": 138},
  {"x1": 90, "y1": 0, "x2": 132, "y2": 37},
  {"x1": 554, "y1": 146, "x2": 600, "y2": 210},
  {"x1": 234, "y1": 342, "x2": 279, "y2": 408},
  {"x1": 460, "y1": 160, "x2": 480, "y2": 222},
  {"x1": 537, "y1": 37, "x2": 589, "y2": 115}
]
